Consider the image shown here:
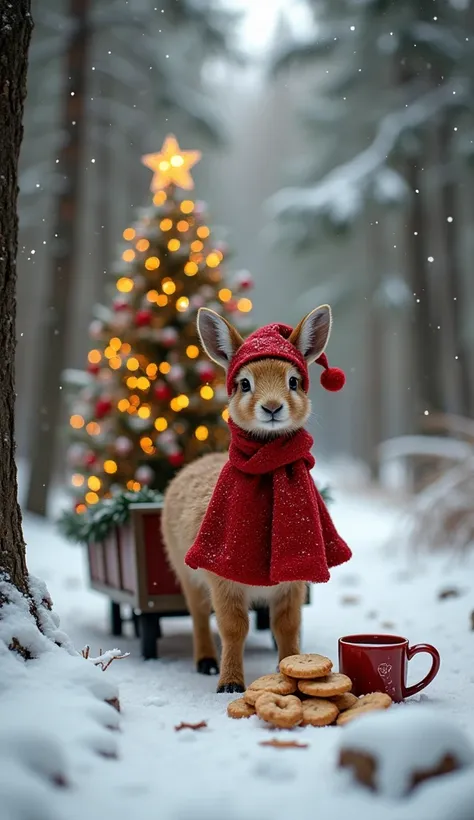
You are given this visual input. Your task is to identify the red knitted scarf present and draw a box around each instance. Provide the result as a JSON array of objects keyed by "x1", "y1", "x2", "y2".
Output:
[{"x1": 185, "y1": 420, "x2": 352, "y2": 586}]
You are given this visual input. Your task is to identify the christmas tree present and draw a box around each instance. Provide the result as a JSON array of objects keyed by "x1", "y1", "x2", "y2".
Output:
[{"x1": 66, "y1": 135, "x2": 253, "y2": 512}]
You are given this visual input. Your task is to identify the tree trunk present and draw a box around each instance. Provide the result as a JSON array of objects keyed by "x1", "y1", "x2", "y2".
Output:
[
  {"x1": 365, "y1": 217, "x2": 384, "y2": 477},
  {"x1": 95, "y1": 72, "x2": 113, "y2": 301},
  {"x1": 0, "y1": 0, "x2": 33, "y2": 594},
  {"x1": 25, "y1": 0, "x2": 91, "y2": 516},
  {"x1": 437, "y1": 121, "x2": 472, "y2": 416},
  {"x1": 404, "y1": 162, "x2": 443, "y2": 415}
]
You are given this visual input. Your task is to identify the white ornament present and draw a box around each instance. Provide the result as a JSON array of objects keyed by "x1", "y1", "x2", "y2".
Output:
[
  {"x1": 168, "y1": 364, "x2": 185, "y2": 383},
  {"x1": 127, "y1": 415, "x2": 152, "y2": 432},
  {"x1": 112, "y1": 312, "x2": 132, "y2": 331},
  {"x1": 157, "y1": 429, "x2": 176, "y2": 452},
  {"x1": 115, "y1": 436, "x2": 133, "y2": 455},
  {"x1": 89, "y1": 320, "x2": 104, "y2": 339},
  {"x1": 160, "y1": 327, "x2": 179, "y2": 347},
  {"x1": 135, "y1": 465, "x2": 154, "y2": 485},
  {"x1": 67, "y1": 444, "x2": 87, "y2": 466}
]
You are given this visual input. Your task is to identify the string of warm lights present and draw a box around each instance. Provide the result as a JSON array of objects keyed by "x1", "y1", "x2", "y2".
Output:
[{"x1": 66, "y1": 135, "x2": 253, "y2": 512}]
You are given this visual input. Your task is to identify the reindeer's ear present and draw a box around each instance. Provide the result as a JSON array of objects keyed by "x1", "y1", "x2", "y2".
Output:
[
  {"x1": 289, "y1": 305, "x2": 332, "y2": 364},
  {"x1": 197, "y1": 308, "x2": 244, "y2": 370}
]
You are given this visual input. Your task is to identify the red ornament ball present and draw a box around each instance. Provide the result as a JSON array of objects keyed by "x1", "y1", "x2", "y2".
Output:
[
  {"x1": 87, "y1": 362, "x2": 100, "y2": 376},
  {"x1": 135, "y1": 309, "x2": 153, "y2": 327},
  {"x1": 168, "y1": 451, "x2": 184, "y2": 468},
  {"x1": 154, "y1": 382, "x2": 172, "y2": 401},
  {"x1": 224, "y1": 298, "x2": 238, "y2": 313},
  {"x1": 95, "y1": 398, "x2": 113, "y2": 418},
  {"x1": 198, "y1": 364, "x2": 215, "y2": 383},
  {"x1": 85, "y1": 452, "x2": 97, "y2": 467}
]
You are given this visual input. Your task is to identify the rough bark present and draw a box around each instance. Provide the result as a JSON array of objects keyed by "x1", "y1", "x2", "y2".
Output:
[
  {"x1": 0, "y1": 0, "x2": 33, "y2": 594},
  {"x1": 25, "y1": 0, "x2": 91, "y2": 516}
]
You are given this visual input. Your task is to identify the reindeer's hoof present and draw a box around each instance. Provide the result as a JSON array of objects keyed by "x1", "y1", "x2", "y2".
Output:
[
  {"x1": 197, "y1": 657, "x2": 219, "y2": 676},
  {"x1": 216, "y1": 682, "x2": 245, "y2": 694}
]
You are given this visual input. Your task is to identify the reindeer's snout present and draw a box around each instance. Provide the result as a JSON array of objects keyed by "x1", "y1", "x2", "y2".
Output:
[{"x1": 261, "y1": 400, "x2": 284, "y2": 417}]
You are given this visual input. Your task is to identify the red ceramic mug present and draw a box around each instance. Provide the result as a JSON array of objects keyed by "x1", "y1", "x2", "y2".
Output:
[{"x1": 338, "y1": 634, "x2": 440, "y2": 703}]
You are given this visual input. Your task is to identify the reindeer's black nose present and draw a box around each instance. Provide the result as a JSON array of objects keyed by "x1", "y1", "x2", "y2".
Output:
[{"x1": 262, "y1": 404, "x2": 283, "y2": 417}]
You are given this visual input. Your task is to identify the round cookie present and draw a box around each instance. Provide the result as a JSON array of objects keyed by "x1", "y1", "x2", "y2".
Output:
[
  {"x1": 301, "y1": 698, "x2": 339, "y2": 727},
  {"x1": 298, "y1": 673, "x2": 352, "y2": 698},
  {"x1": 245, "y1": 673, "x2": 297, "y2": 706},
  {"x1": 331, "y1": 692, "x2": 358, "y2": 712},
  {"x1": 336, "y1": 692, "x2": 392, "y2": 726},
  {"x1": 279, "y1": 653, "x2": 333, "y2": 680},
  {"x1": 255, "y1": 692, "x2": 303, "y2": 729},
  {"x1": 227, "y1": 698, "x2": 256, "y2": 719}
]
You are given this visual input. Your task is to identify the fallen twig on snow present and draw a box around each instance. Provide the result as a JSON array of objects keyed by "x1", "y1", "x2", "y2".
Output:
[
  {"x1": 174, "y1": 721, "x2": 208, "y2": 732},
  {"x1": 81, "y1": 645, "x2": 130, "y2": 671}
]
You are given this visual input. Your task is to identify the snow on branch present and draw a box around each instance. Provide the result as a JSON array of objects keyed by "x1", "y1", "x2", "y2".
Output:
[
  {"x1": 268, "y1": 79, "x2": 469, "y2": 230},
  {"x1": 81, "y1": 646, "x2": 129, "y2": 671},
  {"x1": 409, "y1": 22, "x2": 465, "y2": 61},
  {"x1": 270, "y1": 25, "x2": 345, "y2": 76}
]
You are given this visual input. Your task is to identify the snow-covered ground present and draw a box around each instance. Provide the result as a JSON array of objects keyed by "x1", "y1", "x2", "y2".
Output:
[{"x1": 5, "y1": 485, "x2": 474, "y2": 820}]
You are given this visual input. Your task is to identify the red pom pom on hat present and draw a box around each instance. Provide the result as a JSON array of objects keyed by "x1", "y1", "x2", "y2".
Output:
[{"x1": 316, "y1": 353, "x2": 345, "y2": 392}]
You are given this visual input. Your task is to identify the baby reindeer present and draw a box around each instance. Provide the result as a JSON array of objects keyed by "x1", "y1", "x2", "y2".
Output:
[{"x1": 161, "y1": 305, "x2": 350, "y2": 693}]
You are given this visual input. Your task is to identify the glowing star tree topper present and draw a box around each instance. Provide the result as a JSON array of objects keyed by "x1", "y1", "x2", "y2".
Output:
[{"x1": 141, "y1": 134, "x2": 202, "y2": 191}]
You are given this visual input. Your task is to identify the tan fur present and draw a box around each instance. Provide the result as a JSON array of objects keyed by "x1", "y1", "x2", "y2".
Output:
[
  {"x1": 229, "y1": 360, "x2": 310, "y2": 436},
  {"x1": 161, "y1": 306, "x2": 333, "y2": 692}
]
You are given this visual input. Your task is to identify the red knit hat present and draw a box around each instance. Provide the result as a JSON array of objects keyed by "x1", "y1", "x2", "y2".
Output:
[{"x1": 226, "y1": 323, "x2": 345, "y2": 395}]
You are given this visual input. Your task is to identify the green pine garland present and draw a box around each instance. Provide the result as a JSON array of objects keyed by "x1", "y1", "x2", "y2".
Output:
[
  {"x1": 58, "y1": 483, "x2": 332, "y2": 545},
  {"x1": 57, "y1": 487, "x2": 163, "y2": 545}
]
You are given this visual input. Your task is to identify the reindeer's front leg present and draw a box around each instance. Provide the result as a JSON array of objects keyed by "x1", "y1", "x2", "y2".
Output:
[
  {"x1": 209, "y1": 576, "x2": 249, "y2": 693},
  {"x1": 271, "y1": 582, "x2": 306, "y2": 662}
]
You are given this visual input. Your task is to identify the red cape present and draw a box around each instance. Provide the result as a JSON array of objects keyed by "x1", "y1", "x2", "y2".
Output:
[{"x1": 185, "y1": 422, "x2": 352, "y2": 586}]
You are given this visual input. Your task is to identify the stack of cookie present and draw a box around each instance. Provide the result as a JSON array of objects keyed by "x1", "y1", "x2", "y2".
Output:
[{"x1": 227, "y1": 653, "x2": 392, "y2": 729}]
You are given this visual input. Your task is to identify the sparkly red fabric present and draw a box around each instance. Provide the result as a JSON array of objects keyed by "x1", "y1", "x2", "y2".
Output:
[
  {"x1": 185, "y1": 421, "x2": 352, "y2": 586},
  {"x1": 226, "y1": 324, "x2": 309, "y2": 393},
  {"x1": 225, "y1": 323, "x2": 346, "y2": 395}
]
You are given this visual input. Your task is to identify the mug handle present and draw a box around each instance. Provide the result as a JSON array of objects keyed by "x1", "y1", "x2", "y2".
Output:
[{"x1": 403, "y1": 643, "x2": 440, "y2": 698}]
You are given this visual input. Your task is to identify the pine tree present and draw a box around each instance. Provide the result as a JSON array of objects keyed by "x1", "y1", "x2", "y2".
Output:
[
  {"x1": 271, "y1": 0, "x2": 474, "y2": 427},
  {"x1": 65, "y1": 135, "x2": 253, "y2": 512}
]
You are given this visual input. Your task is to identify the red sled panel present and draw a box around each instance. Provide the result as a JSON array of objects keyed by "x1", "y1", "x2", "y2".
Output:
[{"x1": 143, "y1": 513, "x2": 182, "y2": 596}]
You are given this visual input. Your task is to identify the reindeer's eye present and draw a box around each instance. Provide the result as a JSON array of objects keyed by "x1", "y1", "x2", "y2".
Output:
[
  {"x1": 289, "y1": 376, "x2": 298, "y2": 391},
  {"x1": 240, "y1": 378, "x2": 251, "y2": 393}
]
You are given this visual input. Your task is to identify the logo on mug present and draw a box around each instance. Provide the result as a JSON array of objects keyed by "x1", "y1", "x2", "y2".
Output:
[{"x1": 377, "y1": 663, "x2": 392, "y2": 677}]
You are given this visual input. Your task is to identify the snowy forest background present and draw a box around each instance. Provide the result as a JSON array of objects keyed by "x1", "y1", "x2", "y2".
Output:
[{"x1": 17, "y1": 0, "x2": 474, "y2": 516}]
